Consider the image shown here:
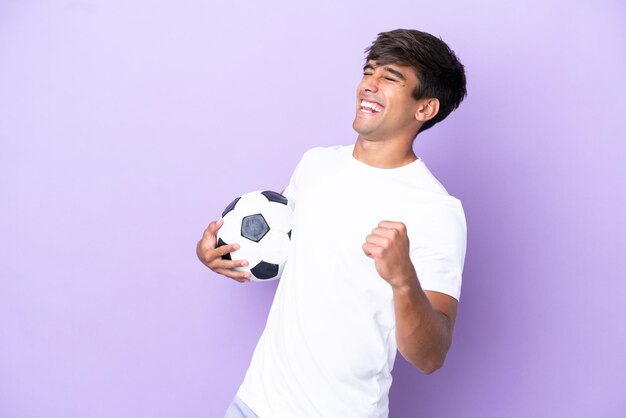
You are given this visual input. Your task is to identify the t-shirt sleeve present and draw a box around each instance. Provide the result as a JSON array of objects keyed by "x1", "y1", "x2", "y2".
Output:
[
  {"x1": 282, "y1": 167, "x2": 299, "y2": 211},
  {"x1": 409, "y1": 198, "x2": 467, "y2": 301},
  {"x1": 282, "y1": 149, "x2": 314, "y2": 212}
]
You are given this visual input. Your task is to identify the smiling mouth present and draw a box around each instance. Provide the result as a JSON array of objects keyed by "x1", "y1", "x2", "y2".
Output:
[{"x1": 359, "y1": 100, "x2": 384, "y2": 113}]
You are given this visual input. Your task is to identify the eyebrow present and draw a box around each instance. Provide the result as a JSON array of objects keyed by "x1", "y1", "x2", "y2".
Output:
[
  {"x1": 362, "y1": 63, "x2": 407, "y2": 81},
  {"x1": 384, "y1": 66, "x2": 406, "y2": 81}
]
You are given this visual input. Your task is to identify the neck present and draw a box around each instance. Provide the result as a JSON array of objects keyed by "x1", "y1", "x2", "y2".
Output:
[{"x1": 352, "y1": 136, "x2": 417, "y2": 168}]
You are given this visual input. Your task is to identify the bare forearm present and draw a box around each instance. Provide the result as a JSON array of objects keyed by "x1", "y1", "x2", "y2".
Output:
[
  {"x1": 393, "y1": 275, "x2": 453, "y2": 374},
  {"x1": 362, "y1": 220, "x2": 455, "y2": 373}
]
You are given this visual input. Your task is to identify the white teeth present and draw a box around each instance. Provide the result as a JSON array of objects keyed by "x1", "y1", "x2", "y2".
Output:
[{"x1": 360, "y1": 100, "x2": 382, "y2": 112}]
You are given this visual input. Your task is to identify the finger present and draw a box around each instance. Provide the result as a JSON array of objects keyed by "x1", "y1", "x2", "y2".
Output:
[
  {"x1": 201, "y1": 243, "x2": 247, "y2": 268},
  {"x1": 364, "y1": 234, "x2": 389, "y2": 247},
  {"x1": 206, "y1": 219, "x2": 224, "y2": 235},
  {"x1": 205, "y1": 244, "x2": 248, "y2": 269},
  {"x1": 212, "y1": 242, "x2": 240, "y2": 257},
  {"x1": 202, "y1": 219, "x2": 224, "y2": 245},
  {"x1": 370, "y1": 227, "x2": 397, "y2": 239},
  {"x1": 378, "y1": 220, "x2": 406, "y2": 232},
  {"x1": 199, "y1": 222, "x2": 220, "y2": 252},
  {"x1": 222, "y1": 273, "x2": 251, "y2": 284},
  {"x1": 209, "y1": 258, "x2": 249, "y2": 270},
  {"x1": 215, "y1": 268, "x2": 251, "y2": 281},
  {"x1": 362, "y1": 242, "x2": 383, "y2": 259}
]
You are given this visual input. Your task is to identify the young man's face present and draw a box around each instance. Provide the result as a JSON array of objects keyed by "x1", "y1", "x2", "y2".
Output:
[{"x1": 352, "y1": 60, "x2": 422, "y2": 141}]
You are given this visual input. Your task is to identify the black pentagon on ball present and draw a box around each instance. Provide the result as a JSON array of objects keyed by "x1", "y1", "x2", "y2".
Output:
[
  {"x1": 241, "y1": 213, "x2": 269, "y2": 242},
  {"x1": 221, "y1": 196, "x2": 241, "y2": 218},
  {"x1": 251, "y1": 261, "x2": 279, "y2": 280},
  {"x1": 217, "y1": 238, "x2": 232, "y2": 260},
  {"x1": 261, "y1": 190, "x2": 288, "y2": 205}
]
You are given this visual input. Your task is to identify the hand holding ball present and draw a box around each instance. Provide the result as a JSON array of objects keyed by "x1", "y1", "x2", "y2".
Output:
[{"x1": 217, "y1": 191, "x2": 293, "y2": 281}]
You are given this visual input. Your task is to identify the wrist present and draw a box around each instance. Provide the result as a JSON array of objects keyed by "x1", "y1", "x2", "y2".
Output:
[{"x1": 390, "y1": 269, "x2": 419, "y2": 294}]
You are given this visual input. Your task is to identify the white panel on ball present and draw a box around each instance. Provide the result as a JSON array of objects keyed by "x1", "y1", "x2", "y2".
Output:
[{"x1": 216, "y1": 190, "x2": 293, "y2": 281}]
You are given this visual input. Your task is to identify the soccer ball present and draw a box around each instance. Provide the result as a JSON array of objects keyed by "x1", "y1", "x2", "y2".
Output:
[{"x1": 216, "y1": 190, "x2": 293, "y2": 281}]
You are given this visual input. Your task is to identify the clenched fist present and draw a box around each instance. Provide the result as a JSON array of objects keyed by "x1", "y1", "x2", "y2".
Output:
[{"x1": 362, "y1": 221, "x2": 417, "y2": 289}]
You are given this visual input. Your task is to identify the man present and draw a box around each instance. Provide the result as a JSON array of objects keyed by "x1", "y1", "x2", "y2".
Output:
[{"x1": 197, "y1": 29, "x2": 468, "y2": 417}]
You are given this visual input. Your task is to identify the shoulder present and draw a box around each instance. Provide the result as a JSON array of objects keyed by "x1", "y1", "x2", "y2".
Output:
[
  {"x1": 413, "y1": 159, "x2": 454, "y2": 197},
  {"x1": 300, "y1": 144, "x2": 351, "y2": 161},
  {"x1": 295, "y1": 144, "x2": 352, "y2": 170},
  {"x1": 409, "y1": 160, "x2": 466, "y2": 228}
]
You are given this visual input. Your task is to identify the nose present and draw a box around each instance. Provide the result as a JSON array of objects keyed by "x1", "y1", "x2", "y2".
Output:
[{"x1": 360, "y1": 74, "x2": 379, "y2": 93}]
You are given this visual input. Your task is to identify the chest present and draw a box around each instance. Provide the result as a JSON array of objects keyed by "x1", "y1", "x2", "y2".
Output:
[{"x1": 294, "y1": 166, "x2": 429, "y2": 249}]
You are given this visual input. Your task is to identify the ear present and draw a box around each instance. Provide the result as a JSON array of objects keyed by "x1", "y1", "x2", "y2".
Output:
[{"x1": 414, "y1": 98, "x2": 440, "y2": 123}]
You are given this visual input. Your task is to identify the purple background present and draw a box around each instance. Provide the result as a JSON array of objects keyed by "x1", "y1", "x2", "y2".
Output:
[{"x1": 1, "y1": 1, "x2": 625, "y2": 417}]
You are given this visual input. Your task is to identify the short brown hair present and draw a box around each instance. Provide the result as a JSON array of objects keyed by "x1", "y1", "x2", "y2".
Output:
[{"x1": 365, "y1": 29, "x2": 467, "y2": 134}]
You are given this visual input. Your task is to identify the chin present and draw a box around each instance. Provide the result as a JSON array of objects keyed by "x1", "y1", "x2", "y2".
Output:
[{"x1": 352, "y1": 119, "x2": 372, "y2": 136}]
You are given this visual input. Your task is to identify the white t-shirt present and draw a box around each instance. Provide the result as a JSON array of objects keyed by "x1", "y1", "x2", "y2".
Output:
[{"x1": 237, "y1": 145, "x2": 467, "y2": 418}]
